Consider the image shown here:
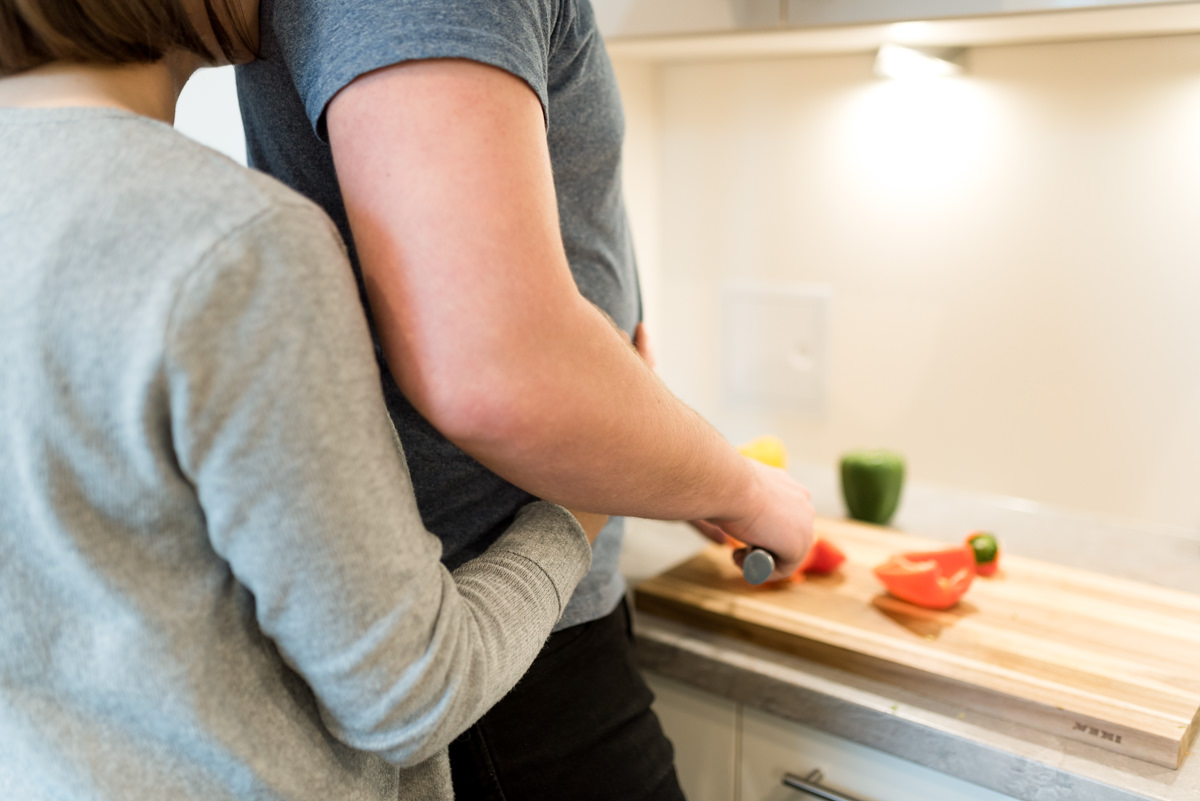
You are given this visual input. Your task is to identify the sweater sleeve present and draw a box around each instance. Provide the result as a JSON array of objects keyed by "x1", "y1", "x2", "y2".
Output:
[{"x1": 163, "y1": 201, "x2": 591, "y2": 766}]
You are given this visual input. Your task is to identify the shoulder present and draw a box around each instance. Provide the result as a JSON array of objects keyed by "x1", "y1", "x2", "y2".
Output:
[
  {"x1": 113, "y1": 115, "x2": 340, "y2": 251},
  {"x1": 163, "y1": 126, "x2": 332, "y2": 232},
  {"x1": 86, "y1": 117, "x2": 352, "y2": 332},
  {"x1": 255, "y1": 0, "x2": 562, "y2": 132},
  {"x1": 161, "y1": 152, "x2": 362, "y2": 372}
]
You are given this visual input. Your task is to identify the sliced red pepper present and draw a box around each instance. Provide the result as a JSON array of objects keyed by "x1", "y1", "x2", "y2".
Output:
[
  {"x1": 800, "y1": 537, "x2": 846, "y2": 575},
  {"x1": 965, "y1": 531, "x2": 1000, "y2": 577},
  {"x1": 873, "y1": 545, "x2": 976, "y2": 609}
]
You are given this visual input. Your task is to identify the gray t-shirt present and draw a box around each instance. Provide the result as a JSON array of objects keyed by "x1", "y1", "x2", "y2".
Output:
[
  {"x1": 0, "y1": 107, "x2": 590, "y2": 801},
  {"x1": 237, "y1": 0, "x2": 640, "y2": 629}
]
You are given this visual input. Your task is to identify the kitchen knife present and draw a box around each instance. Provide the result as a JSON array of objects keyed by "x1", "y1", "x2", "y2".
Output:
[{"x1": 742, "y1": 547, "x2": 775, "y2": 585}]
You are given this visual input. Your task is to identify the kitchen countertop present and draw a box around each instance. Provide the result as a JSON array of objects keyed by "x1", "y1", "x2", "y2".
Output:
[{"x1": 619, "y1": 464, "x2": 1200, "y2": 801}]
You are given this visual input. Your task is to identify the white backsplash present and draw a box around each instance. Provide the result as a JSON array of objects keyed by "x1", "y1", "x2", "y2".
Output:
[{"x1": 614, "y1": 33, "x2": 1200, "y2": 531}]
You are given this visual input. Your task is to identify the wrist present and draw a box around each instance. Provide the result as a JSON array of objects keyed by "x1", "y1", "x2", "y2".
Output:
[{"x1": 711, "y1": 450, "x2": 766, "y2": 529}]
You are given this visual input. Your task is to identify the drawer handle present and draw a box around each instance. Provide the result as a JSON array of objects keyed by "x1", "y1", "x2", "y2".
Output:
[{"x1": 783, "y1": 769, "x2": 871, "y2": 801}]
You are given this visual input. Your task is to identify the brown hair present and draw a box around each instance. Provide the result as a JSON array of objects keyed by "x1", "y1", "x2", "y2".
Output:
[{"x1": 0, "y1": 0, "x2": 254, "y2": 76}]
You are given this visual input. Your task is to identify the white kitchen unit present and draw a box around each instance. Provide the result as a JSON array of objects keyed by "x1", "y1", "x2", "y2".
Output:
[
  {"x1": 593, "y1": 0, "x2": 1200, "y2": 42},
  {"x1": 647, "y1": 673, "x2": 1019, "y2": 801},
  {"x1": 739, "y1": 705, "x2": 1018, "y2": 801},
  {"x1": 598, "y1": 0, "x2": 1200, "y2": 60},
  {"x1": 646, "y1": 674, "x2": 739, "y2": 801},
  {"x1": 648, "y1": 676, "x2": 1022, "y2": 801},
  {"x1": 782, "y1": 0, "x2": 1196, "y2": 27},
  {"x1": 592, "y1": 0, "x2": 779, "y2": 38}
]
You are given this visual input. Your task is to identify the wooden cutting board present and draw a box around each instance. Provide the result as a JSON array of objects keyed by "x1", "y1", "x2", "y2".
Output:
[{"x1": 634, "y1": 517, "x2": 1200, "y2": 769}]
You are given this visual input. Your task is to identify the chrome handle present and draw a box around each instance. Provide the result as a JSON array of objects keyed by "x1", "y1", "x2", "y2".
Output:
[{"x1": 783, "y1": 769, "x2": 871, "y2": 801}]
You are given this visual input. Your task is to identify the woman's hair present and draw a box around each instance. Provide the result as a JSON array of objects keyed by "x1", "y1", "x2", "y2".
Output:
[{"x1": 0, "y1": 0, "x2": 254, "y2": 76}]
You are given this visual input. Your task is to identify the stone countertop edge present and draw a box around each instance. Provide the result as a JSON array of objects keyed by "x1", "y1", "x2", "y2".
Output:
[{"x1": 631, "y1": 611, "x2": 1199, "y2": 801}]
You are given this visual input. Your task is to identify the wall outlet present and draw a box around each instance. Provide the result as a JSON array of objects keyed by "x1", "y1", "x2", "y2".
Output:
[{"x1": 722, "y1": 282, "x2": 831, "y2": 414}]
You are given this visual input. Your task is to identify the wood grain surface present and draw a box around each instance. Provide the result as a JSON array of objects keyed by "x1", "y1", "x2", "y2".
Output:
[{"x1": 633, "y1": 517, "x2": 1200, "y2": 769}]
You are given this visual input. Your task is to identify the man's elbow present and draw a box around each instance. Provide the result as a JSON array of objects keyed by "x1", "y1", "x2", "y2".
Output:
[{"x1": 414, "y1": 372, "x2": 538, "y2": 450}]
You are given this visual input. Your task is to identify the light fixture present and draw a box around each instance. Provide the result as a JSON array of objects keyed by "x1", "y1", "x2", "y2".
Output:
[{"x1": 874, "y1": 43, "x2": 966, "y2": 80}]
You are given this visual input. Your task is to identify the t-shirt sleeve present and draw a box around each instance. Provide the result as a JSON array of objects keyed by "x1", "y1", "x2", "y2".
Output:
[
  {"x1": 163, "y1": 201, "x2": 591, "y2": 766},
  {"x1": 270, "y1": 0, "x2": 556, "y2": 136}
]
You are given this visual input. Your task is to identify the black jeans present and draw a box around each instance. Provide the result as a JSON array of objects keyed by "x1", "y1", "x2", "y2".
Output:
[{"x1": 448, "y1": 598, "x2": 687, "y2": 801}]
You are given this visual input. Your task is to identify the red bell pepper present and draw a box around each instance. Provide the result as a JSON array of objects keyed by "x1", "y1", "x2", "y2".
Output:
[
  {"x1": 873, "y1": 545, "x2": 976, "y2": 609},
  {"x1": 725, "y1": 536, "x2": 846, "y2": 583},
  {"x1": 800, "y1": 537, "x2": 846, "y2": 575}
]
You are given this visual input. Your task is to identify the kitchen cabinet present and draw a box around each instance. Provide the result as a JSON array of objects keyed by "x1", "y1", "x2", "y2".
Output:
[
  {"x1": 740, "y1": 706, "x2": 1019, "y2": 801},
  {"x1": 592, "y1": 0, "x2": 779, "y2": 39},
  {"x1": 647, "y1": 673, "x2": 1020, "y2": 801},
  {"x1": 782, "y1": 0, "x2": 1194, "y2": 27},
  {"x1": 593, "y1": 0, "x2": 1199, "y2": 39},
  {"x1": 598, "y1": 0, "x2": 1200, "y2": 60},
  {"x1": 646, "y1": 674, "x2": 738, "y2": 801}
]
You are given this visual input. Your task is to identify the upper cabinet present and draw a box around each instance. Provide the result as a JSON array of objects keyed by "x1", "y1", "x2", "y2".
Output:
[
  {"x1": 596, "y1": 0, "x2": 1200, "y2": 59},
  {"x1": 784, "y1": 0, "x2": 1193, "y2": 27},
  {"x1": 592, "y1": 0, "x2": 779, "y2": 39}
]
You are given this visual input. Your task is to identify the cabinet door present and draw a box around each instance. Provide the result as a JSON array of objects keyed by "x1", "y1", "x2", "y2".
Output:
[
  {"x1": 645, "y1": 673, "x2": 739, "y2": 801},
  {"x1": 784, "y1": 0, "x2": 1181, "y2": 27},
  {"x1": 740, "y1": 707, "x2": 1019, "y2": 801},
  {"x1": 785, "y1": 0, "x2": 1004, "y2": 26},
  {"x1": 592, "y1": 0, "x2": 780, "y2": 39}
]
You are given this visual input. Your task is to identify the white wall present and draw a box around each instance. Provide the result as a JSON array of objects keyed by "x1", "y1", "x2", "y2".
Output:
[
  {"x1": 175, "y1": 65, "x2": 245, "y2": 164},
  {"x1": 615, "y1": 33, "x2": 1200, "y2": 530}
]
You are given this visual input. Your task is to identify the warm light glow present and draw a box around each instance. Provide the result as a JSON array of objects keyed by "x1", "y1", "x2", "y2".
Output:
[
  {"x1": 874, "y1": 43, "x2": 966, "y2": 80},
  {"x1": 838, "y1": 77, "x2": 998, "y2": 205},
  {"x1": 886, "y1": 22, "x2": 936, "y2": 42}
]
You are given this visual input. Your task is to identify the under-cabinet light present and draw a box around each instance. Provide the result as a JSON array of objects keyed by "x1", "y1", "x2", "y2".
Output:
[{"x1": 874, "y1": 43, "x2": 966, "y2": 80}]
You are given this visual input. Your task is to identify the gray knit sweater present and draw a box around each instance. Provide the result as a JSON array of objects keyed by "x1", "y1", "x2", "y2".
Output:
[{"x1": 0, "y1": 107, "x2": 591, "y2": 801}]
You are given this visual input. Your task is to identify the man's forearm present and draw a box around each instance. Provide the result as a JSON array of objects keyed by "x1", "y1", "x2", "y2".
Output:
[{"x1": 427, "y1": 293, "x2": 758, "y2": 523}]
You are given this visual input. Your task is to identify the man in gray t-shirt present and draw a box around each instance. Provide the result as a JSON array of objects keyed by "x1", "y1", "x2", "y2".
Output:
[
  {"x1": 237, "y1": 0, "x2": 816, "y2": 797},
  {"x1": 239, "y1": 0, "x2": 638, "y2": 630}
]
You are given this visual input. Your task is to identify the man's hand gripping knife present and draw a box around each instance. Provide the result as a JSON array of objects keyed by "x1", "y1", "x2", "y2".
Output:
[
  {"x1": 690, "y1": 457, "x2": 816, "y2": 583},
  {"x1": 630, "y1": 332, "x2": 814, "y2": 584}
]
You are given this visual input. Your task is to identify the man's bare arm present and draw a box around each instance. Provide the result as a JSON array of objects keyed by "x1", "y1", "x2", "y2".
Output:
[{"x1": 327, "y1": 59, "x2": 811, "y2": 579}]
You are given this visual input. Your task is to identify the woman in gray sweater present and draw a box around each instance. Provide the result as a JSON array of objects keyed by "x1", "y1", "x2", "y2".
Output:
[{"x1": 0, "y1": 2, "x2": 599, "y2": 799}]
